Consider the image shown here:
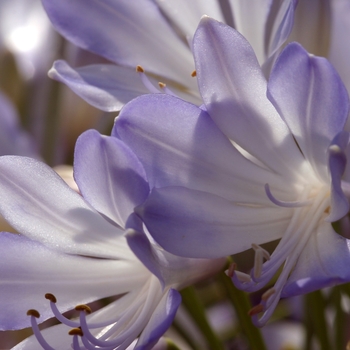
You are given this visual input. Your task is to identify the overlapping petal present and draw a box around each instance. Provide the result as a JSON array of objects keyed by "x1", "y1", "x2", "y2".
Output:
[
  {"x1": 193, "y1": 17, "x2": 306, "y2": 180},
  {"x1": 115, "y1": 94, "x2": 293, "y2": 205},
  {"x1": 0, "y1": 156, "x2": 129, "y2": 259},
  {"x1": 268, "y1": 42, "x2": 350, "y2": 181},
  {"x1": 136, "y1": 289, "x2": 181, "y2": 350},
  {"x1": 41, "y1": 0, "x2": 194, "y2": 84},
  {"x1": 137, "y1": 187, "x2": 293, "y2": 258},
  {"x1": 49, "y1": 61, "x2": 150, "y2": 112},
  {"x1": 74, "y1": 130, "x2": 149, "y2": 227},
  {"x1": 281, "y1": 222, "x2": 350, "y2": 297},
  {"x1": 126, "y1": 227, "x2": 225, "y2": 288},
  {"x1": 0, "y1": 232, "x2": 147, "y2": 330}
]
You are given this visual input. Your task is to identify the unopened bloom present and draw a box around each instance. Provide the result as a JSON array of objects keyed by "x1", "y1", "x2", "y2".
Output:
[
  {"x1": 113, "y1": 17, "x2": 350, "y2": 326},
  {"x1": 0, "y1": 129, "x2": 224, "y2": 349},
  {"x1": 42, "y1": 0, "x2": 297, "y2": 111}
]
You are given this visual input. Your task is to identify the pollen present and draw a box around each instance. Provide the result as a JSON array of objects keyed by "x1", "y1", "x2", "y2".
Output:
[
  {"x1": 68, "y1": 328, "x2": 84, "y2": 337},
  {"x1": 75, "y1": 304, "x2": 92, "y2": 314},
  {"x1": 27, "y1": 309, "x2": 40, "y2": 318},
  {"x1": 225, "y1": 262, "x2": 236, "y2": 278},
  {"x1": 136, "y1": 65, "x2": 144, "y2": 73},
  {"x1": 262, "y1": 288, "x2": 276, "y2": 301},
  {"x1": 191, "y1": 70, "x2": 197, "y2": 77},
  {"x1": 248, "y1": 304, "x2": 263, "y2": 316},
  {"x1": 45, "y1": 293, "x2": 57, "y2": 303}
]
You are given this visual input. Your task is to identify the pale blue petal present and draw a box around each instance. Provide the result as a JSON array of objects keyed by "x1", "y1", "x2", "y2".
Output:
[
  {"x1": 49, "y1": 61, "x2": 150, "y2": 112},
  {"x1": 115, "y1": 94, "x2": 292, "y2": 205},
  {"x1": 74, "y1": 130, "x2": 149, "y2": 228},
  {"x1": 282, "y1": 222, "x2": 350, "y2": 297},
  {"x1": 137, "y1": 187, "x2": 293, "y2": 258},
  {"x1": 268, "y1": 42, "x2": 350, "y2": 181},
  {"x1": 0, "y1": 232, "x2": 145, "y2": 330},
  {"x1": 154, "y1": 0, "x2": 224, "y2": 39},
  {"x1": 327, "y1": 131, "x2": 350, "y2": 222},
  {"x1": 0, "y1": 156, "x2": 129, "y2": 259},
  {"x1": 193, "y1": 17, "x2": 305, "y2": 180},
  {"x1": 42, "y1": 0, "x2": 194, "y2": 84},
  {"x1": 136, "y1": 289, "x2": 181, "y2": 350},
  {"x1": 126, "y1": 224, "x2": 225, "y2": 288}
]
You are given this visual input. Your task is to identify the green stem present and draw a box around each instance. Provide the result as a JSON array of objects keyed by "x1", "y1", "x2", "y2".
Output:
[
  {"x1": 305, "y1": 290, "x2": 331, "y2": 350},
  {"x1": 218, "y1": 272, "x2": 267, "y2": 350},
  {"x1": 180, "y1": 286, "x2": 224, "y2": 350}
]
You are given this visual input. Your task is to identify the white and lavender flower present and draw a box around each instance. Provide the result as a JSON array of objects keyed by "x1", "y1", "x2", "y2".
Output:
[
  {"x1": 0, "y1": 130, "x2": 224, "y2": 349},
  {"x1": 113, "y1": 17, "x2": 350, "y2": 326},
  {"x1": 41, "y1": 0, "x2": 297, "y2": 111}
]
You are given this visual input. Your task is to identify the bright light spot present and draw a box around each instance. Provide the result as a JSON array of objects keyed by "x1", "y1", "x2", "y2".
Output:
[{"x1": 7, "y1": 26, "x2": 40, "y2": 53}]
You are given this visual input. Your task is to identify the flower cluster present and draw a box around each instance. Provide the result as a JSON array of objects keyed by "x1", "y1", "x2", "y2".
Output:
[{"x1": 1, "y1": 1, "x2": 350, "y2": 349}]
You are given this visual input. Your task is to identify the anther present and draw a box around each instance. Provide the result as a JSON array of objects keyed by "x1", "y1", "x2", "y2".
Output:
[
  {"x1": 191, "y1": 70, "x2": 197, "y2": 77},
  {"x1": 136, "y1": 65, "x2": 144, "y2": 73},
  {"x1": 69, "y1": 328, "x2": 84, "y2": 337},
  {"x1": 262, "y1": 288, "x2": 276, "y2": 301},
  {"x1": 27, "y1": 309, "x2": 40, "y2": 318},
  {"x1": 75, "y1": 304, "x2": 92, "y2": 314},
  {"x1": 158, "y1": 82, "x2": 166, "y2": 89},
  {"x1": 248, "y1": 304, "x2": 264, "y2": 316},
  {"x1": 235, "y1": 270, "x2": 252, "y2": 283},
  {"x1": 225, "y1": 262, "x2": 236, "y2": 278},
  {"x1": 45, "y1": 293, "x2": 57, "y2": 303}
]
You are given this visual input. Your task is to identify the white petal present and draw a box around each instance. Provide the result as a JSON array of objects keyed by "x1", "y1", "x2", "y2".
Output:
[{"x1": 0, "y1": 156, "x2": 129, "y2": 259}]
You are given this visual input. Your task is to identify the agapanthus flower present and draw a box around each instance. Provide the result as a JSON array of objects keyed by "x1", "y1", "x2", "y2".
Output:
[
  {"x1": 41, "y1": 0, "x2": 297, "y2": 111},
  {"x1": 112, "y1": 17, "x2": 350, "y2": 326},
  {"x1": 0, "y1": 129, "x2": 224, "y2": 349}
]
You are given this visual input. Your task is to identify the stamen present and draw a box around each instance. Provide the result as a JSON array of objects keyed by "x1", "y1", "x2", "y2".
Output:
[
  {"x1": 248, "y1": 304, "x2": 263, "y2": 316},
  {"x1": 252, "y1": 244, "x2": 270, "y2": 279},
  {"x1": 136, "y1": 65, "x2": 144, "y2": 73},
  {"x1": 27, "y1": 309, "x2": 40, "y2": 318},
  {"x1": 265, "y1": 184, "x2": 313, "y2": 208},
  {"x1": 261, "y1": 288, "x2": 276, "y2": 301},
  {"x1": 69, "y1": 328, "x2": 84, "y2": 337},
  {"x1": 27, "y1": 309, "x2": 55, "y2": 350},
  {"x1": 75, "y1": 304, "x2": 92, "y2": 314},
  {"x1": 234, "y1": 270, "x2": 252, "y2": 283},
  {"x1": 191, "y1": 70, "x2": 197, "y2": 77},
  {"x1": 135, "y1": 65, "x2": 160, "y2": 93},
  {"x1": 225, "y1": 262, "x2": 236, "y2": 278},
  {"x1": 46, "y1": 294, "x2": 80, "y2": 328},
  {"x1": 45, "y1": 293, "x2": 57, "y2": 303},
  {"x1": 158, "y1": 82, "x2": 179, "y2": 97}
]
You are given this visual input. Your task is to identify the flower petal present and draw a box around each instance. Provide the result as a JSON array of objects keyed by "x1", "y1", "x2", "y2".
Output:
[
  {"x1": 136, "y1": 289, "x2": 181, "y2": 350},
  {"x1": 268, "y1": 42, "x2": 350, "y2": 181},
  {"x1": 0, "y1": 156, "x2": 129, "y2": 259},
  {"x1": 126, "y1": 225, "x2": 225, "y2": 289},
  {"x1": 41, "y1": 0, "x2": 195, "y2": 84},
  {"x1": 327, "y1": 131, "x2": 350, "y2": 222},
  {"x1": 193, "y1": 17, "x2": 305, "y2": 180},
  {"x1": 282, "y1": 222, "x2": 350, "y2": 297},
  {"x1": 0, "y1": 232, "x2": 147, "y2": 330},
  {"x1": 115, "y1": 94, "x2": 292, "y2": 205},
  {"x1": 74, "y1": 130, "x2": 149, "y2": 228},
  {"x1": 154, "y1": 0, "x2": 224, "y2": 40},
  {"x1": 137, "y1": 187, "x2": 293, "y2": 259},
  {"x1": 49, "y1": 61, "x2": 150, "y2": 112}
]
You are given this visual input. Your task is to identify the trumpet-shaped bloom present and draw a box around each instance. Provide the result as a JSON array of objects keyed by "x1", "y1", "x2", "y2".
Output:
[
  {"x1": 42, "y1": 0, "x2": 297, "y2": 111},
  {"x1": 113, "y1": 17, "x2": 350, "y2": 326},
  {"x1": 0, "y1": 130, "x2": 224, "y2": 349}
]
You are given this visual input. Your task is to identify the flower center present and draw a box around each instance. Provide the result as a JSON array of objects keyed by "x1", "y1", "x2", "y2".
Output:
[{"x1": 228, "y1": 185, "x2": 330, "y2": 326}]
